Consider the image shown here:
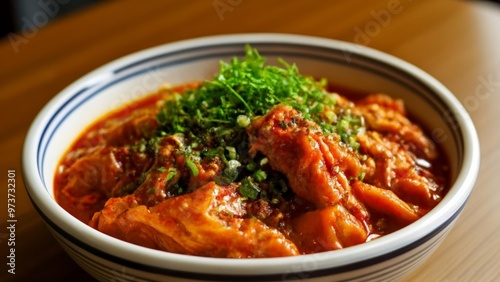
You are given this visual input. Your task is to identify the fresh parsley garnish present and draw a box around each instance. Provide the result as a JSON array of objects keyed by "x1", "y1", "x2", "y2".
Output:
[{"x1": 156, "y1": 45, "x2": 336, "y2": 140}]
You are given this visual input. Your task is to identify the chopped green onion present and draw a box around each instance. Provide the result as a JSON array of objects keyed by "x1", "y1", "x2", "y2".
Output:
[
  {"x1": 185, "y1": 158, "x2": 199, "y2": 176},
  {"x1": 226, "y1": 146, "x2": 237, "y2": 160},
  {"x1": 237, "y1": 115, "x2": 251, "y2": 127},
  {"x1": 165, "y1": 168, "x2": 177, "y2": 181},
  {"x1": 216, "y1": 160, "x2": 241, "y2": 185},
  {"x1": 358, "y1": 171, "x2": 366, "y2": 181},
  {"x1": 253, "y1": 169, "x2": 267, "y2": 182},
  {"x1": 239, "y1": 177, "x2": 260, "y2": 199}
]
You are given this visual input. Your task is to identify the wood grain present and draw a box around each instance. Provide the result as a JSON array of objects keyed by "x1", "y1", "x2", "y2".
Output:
[{"x1": 1, "y1": 0, "x2": 499, "y2": 281}]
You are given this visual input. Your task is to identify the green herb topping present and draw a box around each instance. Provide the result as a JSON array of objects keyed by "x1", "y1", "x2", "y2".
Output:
[
  {"x1": 154, "y1": 45, "x2": 365, "y2": 199},
  {"x1": 156, "y1": 45, "x2": 338, "y2": 140}
]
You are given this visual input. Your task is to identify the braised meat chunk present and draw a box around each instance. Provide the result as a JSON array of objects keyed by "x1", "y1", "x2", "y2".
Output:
[
  {"x1": 248, "y1": 104, "x2": 364, "y2": 208},
  {"x1": 55, "y1": 146, "x2": 152, "y2": 222},
  {"x1": 248, "y1": 104, "x2": 370, "y2": 250},
  {"x1": 90, "y1": 182, "x2": 299, "y2": 257}
]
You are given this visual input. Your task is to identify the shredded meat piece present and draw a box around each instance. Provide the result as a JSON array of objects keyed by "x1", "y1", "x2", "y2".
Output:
[
  {"x1": 56, "y1": 146, "x2": 152, "y2": 222},
  {"x1": 99, "y1": 108, "x2": 159, "y2": 147},
  {"x1": 55, "y1": 108, "x2": 160, "y2": 222},
  {"x1": 133, "y1": 134, "x2": 225, "y2": 206},
  {"x1": 132, "y1": 136, "x2": 183, "y2": 206},
  {"x1": 355, "y1": 94, "x2": 437, "y2": 159},
  {"x1": 292, "y1": 205, "x2": 367, "y2": 253},
  {"x1": 248, "y1": 105, "x2": 362, "y2": 208},
  {"x1": 247, "y1": 104, "x2": 370, "y2": 250},
  {"x1": 351, "y1": 181, "x2": 419, "y2": 224},
  {"x1": 357, "y1": 132, "x2": 441, "y2": 207},
  {"x1": 90, "y1": 182, "x2": 299, "y2": 257}
]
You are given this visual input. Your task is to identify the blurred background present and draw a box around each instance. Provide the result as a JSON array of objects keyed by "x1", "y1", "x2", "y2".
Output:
[
  {"x1": 1, "y1": 0, "x2": 499, "y2": 39},
  {"x1": 0, "y1": 0, "x2": 102, "y2": 38}
]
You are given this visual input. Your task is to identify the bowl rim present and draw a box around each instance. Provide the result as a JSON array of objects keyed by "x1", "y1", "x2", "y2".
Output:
[{"x1": 22, "y1": 33, "x2": 480, "y2": 279}]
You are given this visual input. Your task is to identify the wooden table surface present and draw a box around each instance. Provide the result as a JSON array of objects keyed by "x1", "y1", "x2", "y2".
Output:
[{"x1": 1, "y1": 0, "x2": 499, "y2": 281}]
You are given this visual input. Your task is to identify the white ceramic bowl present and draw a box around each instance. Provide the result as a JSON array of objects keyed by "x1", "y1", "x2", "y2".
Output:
[{"x1": 23, "y1": 33, "x2": 480, "y2": 282}]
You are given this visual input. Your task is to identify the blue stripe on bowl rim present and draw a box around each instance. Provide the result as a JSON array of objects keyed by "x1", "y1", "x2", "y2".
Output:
[
  {"x1": 34, "y1": 198, "x2": 463, "y2": 281},
  {"x1": 34, "y1": 40, "x2": 466, "y2": 280}
]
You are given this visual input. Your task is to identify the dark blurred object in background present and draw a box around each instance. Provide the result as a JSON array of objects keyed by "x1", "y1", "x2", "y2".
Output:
[
  {"x1": 1, "y1": 0, "x2": 102, "y2": 38},
  {"x1": 0, "y1": 0, "x2": 498, "y2": 39},
  {"x1": 0, "y1": 1, "x2": 15, "y2": 38}
]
